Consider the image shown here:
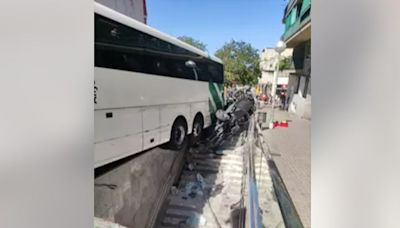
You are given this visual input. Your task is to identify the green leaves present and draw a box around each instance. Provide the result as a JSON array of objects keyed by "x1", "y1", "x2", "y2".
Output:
[
  {"x1": 177, "y1": 36, "x2": 207, "y2": 51},
  {"x1": 215, "y1": 40, "x2": 260, "y2": 86},
  {"x1": 176, "y1": 37, "x2": 261, "y2": 86},
  {"x1": 278, "y1": 57, "x2": 293, "y2": 70}
]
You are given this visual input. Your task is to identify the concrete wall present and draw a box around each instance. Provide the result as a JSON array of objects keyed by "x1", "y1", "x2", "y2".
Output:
[
  {"x1": 95, "y1": 147, "x2": 183, "y2": 228},
  {"x1": 288, "y1": 73, "x2": 311, "y2": 120},
  {"x1": 96, "y1": 0, "x2": 146, "y2": 23},
  {"x1": 289, "y1": 93, "x2": 311, "y2": 120},
  {"x1": 260, "y1": 48, "x2": 293, "y2": 71},
  {"x1": 259, "y1": 70, "x2": 293, "y2": 87},
  {"x1": 260, "y1": 48, "x2": 293, "y2": 72},
  {"x1": 277, "y1": 76, "x2": 289, "y2": 85},
  {"x1": 259, "y1": 48, "x2": 294, "y2": 95},
  {"x1": 259, "y1": 71, "x2": 274, "y2": 85},
  {"x1": 288, "y1": 74, "x2": 299, "y2": 94}
]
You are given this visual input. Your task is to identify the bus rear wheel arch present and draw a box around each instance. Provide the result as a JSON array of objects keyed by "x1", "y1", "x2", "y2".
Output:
[{"x1": 169, "y1": 116, "x2": 188, "y2": 150}]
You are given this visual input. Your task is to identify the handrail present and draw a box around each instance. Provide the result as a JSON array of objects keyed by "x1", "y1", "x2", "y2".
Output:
[
  {"x1": 255, "y1": 120, "x2": 304, "y2": 228},
  {"x1": 244, "y1": 112, "x2": 304, "y2": 228},
  {"x1": 245, "y1": 116, "x2": 263, "y2": 228}
]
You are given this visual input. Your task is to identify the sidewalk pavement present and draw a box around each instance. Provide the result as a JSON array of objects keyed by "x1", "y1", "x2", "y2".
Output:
[{"x1": 259, "y1": 105, "x2": 311, "y2": 228}]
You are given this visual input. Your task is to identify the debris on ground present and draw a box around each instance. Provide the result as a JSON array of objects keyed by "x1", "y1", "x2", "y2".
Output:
[
  {"x1": 156, "y1": 131, "x2": 257, "y2": 228},
  {"x1": 182, "y1": 174, "x2": 207, "y2": 199},
  {"x1": 184, "y1": 182, "x2": 196, "y2": 196},
  {"x1": 94, "y1": 217, "x2": 127, "y2": 228},
  {"x1": 185, "y1": 213, "x2": 207, "y2": 227},
  {"x1": 170, "y1": 186, "x2": 178, "y2": 195},
  {"x1": 189, "y1": 144, "x2": 208, "y2": 154},
  {"x1": 196, "y1": 173, "x2": 206, "y2": 189},
  {"x1": 197, "y1": 189, "x2": 204, "y2": 197},
  {"x1": 187, "y1": 163, "x2": 194, "y2": 171}
]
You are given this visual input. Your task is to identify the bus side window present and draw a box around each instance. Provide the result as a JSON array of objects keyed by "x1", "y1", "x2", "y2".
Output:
[
  {"x1": 110, "y1": 28, "x2": 120, "y2": 39},
  {"x1": 154, "y1": 59, "x2": 169, "y2": 76},
  {"x1": 102, "y1": 50, "x2": 127, "y2": 70},
  {"x1": 122, "y1": 26, "x2": 144, "y2": 49},
  {"x1": 208, "y1": 64, "x2": 217, "y2": 82},
  {"x1": 126, "y1": 51, "x2": 145, "y2": 72},
  {"x1": 96, "y1": 17, "x2": 121, "y2": 44},
  {"x1": 196, "y1": 61, "x2": 208, "y2": 81},
  {"x1": 208, "y1": 63, "x2": 224, "y2": 84}
]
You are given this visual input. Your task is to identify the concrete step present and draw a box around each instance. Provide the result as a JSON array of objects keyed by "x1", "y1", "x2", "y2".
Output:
[
  {"x1": 191, "y1": 158, "x2": 243, "y2": 167},
  {"x1": 190, "y1": 153, "x2": 243, "y2": 162},
  {"x1": 180, "y1": 172, "x2": 243, "y2": 187},
  {"x1": 165, "y1": 208, "x2": 198, "y2": 218},
  {"x1": 167, "y1": 197, "x2": 202, "y2": 210},
  {"x1": 161, "y1": 217, "x2": 187, "y2": 227},
  {"x1": 181, "y1": 171, "x2": 243, "y2": 180},
  {"x1": 183, "y1": 165, "x2": 243, "y2": 175},
  {"x1": 195, "y1": 164, "x2": 243, "y2": 173},
  {"x1": 156, "y1": 141, "x2": 247, "y2": 228},
  {"x1": 179, "y1": 180, "x2": 242, "y2": 192}
]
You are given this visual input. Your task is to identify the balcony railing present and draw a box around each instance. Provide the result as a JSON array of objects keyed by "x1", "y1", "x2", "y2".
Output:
[
  {"x1": 284, "y1": 0, "x2": 301, "y2": 18},
  {"x1": 282, "y1": 12, "x2": 310, "y2": 42},
  {"x1": 282, "y1": 0, "x2": 311, "y2": 42}
]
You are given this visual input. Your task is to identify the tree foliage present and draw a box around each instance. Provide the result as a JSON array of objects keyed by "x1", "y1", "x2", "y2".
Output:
[
  {"x1": 278, "y1": 57, "x2": 293, "y2": 70},
  {"x1": 215, "y1": 40, "x2": 261, "y2": 86},
  {"x1": 177, "y1": 36, "x2": 207, "y2": 51}
]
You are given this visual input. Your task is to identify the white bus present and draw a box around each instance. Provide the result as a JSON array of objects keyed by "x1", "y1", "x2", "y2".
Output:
[{"x1": 94, "y1": 3, "x2": 224, "y2": 168}]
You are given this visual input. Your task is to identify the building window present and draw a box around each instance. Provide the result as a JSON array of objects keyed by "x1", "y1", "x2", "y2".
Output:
[{"x1": 290, "y1": 7, "x2": 297, "y2": 25}]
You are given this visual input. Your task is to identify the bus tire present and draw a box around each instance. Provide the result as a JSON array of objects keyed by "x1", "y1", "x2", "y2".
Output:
[
  {"x1": 191, "y1": 114, "x2": 204, "y2": 145},
  {"x1": 169, "y1": 117, "x2": 188, "y2": 150}
]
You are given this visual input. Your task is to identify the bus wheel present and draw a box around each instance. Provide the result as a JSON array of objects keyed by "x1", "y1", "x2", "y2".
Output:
[
  {"x1": 191, "y1": 114, "x2": 204, "y2": 145},
  {"x1": 169, "y1": 118, "x2": 188, "y2": 150}
]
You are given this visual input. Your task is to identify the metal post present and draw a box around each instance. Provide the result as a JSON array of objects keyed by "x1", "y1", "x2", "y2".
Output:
[{"x1": 269, "y1": 53, "x2": 281, "y2": 129}]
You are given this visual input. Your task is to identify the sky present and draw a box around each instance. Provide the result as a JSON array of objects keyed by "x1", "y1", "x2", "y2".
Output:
[{"x1": 146, "y1": 0, "x2": 287, "y2": 55}]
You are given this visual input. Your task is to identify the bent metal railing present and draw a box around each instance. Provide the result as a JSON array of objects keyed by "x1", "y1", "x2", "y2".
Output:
[
  {"x1": 244, "y1": 116, "x2": 262, "y2": 228},
  {"x1": 244, "y1": 114, "x2": 304, "y2": 228}
]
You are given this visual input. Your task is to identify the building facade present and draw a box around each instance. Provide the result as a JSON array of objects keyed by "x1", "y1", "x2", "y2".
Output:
[
  {"x1": 95, "y1": 0, "x2": 147, "y2": 24},
  {"x1": 281, "y1": 0, "x2": 311, "y2": 119},
  {"x1": 259, "y1": 48, "x2": 294, "y2": 98}
]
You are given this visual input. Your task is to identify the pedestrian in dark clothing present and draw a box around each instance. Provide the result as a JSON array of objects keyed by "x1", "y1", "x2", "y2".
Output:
[{"x1": 280, "y1": 93, "x2": 286, "y2": 110}]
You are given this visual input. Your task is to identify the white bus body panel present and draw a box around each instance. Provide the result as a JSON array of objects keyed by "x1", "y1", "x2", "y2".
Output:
[
  {"x1": 94, "y1": 3, "x2": 223, "y2": 168},
  {"x1": 94, "y1": 67, "x2": 211, "y2": 167},
  {"x1": 94, "y1": 108, "x2": 143, "y2": 167},
  {"x1": 142, "y1": 107, "x2": 160, "y2": 150}
]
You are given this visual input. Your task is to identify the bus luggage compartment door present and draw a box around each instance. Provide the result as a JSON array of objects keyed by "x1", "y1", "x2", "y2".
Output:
[{"x1": 142, "y1": 107, "x2": 161, "y2": 150}]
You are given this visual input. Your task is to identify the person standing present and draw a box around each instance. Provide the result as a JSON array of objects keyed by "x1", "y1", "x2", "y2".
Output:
[{"x1": 280, "y1": 92, "x2": 286, "y2": 110}]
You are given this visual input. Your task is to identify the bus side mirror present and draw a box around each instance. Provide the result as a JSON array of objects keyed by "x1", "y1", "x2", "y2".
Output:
[
  {"x1": 185, "y1": 60, "x2": 198, "y2": 81},
  {"x1": 185, "y1": 60, "x2": 196, "y2": 68}
]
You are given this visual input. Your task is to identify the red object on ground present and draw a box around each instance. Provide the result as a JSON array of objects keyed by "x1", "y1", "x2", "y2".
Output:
[
  {"x1": 280, "y1": 121, "x2": 289, "y2": 127},
  {"x1": 272, "y1": 121, "x2": 289, "y2": 128}
]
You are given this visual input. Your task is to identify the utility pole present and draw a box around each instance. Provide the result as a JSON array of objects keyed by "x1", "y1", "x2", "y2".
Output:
[{"x1": 269, "y1": 41, "x2": 286, "y2": 129}]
